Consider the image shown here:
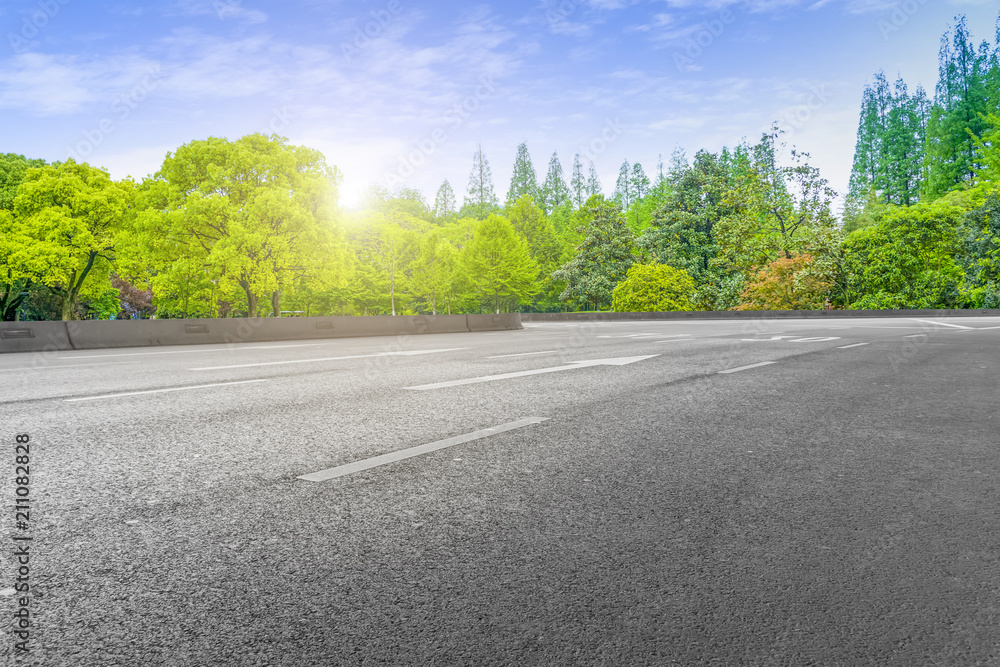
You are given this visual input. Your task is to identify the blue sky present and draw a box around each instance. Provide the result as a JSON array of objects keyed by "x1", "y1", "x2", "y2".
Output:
[{"x1": 1, "y1": 0, "x2": 998, "y2": 209}]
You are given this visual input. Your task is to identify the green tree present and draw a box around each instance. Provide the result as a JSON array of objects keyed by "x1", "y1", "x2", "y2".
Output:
[
  {"x1": 433, "y1": 180, "x2": 457, "y2": 220},
  {"x1": 358, "y1": 216, "x2": 418, "y2": 316},
  {"x1": 586, "y1": 161, "x2": 602, "y2": 198},
  {"x1": 717, "y1": 128, "x2": 837, "y2": 273},
  {"x1": 14, "y1": 160, "x2": 132, "y2": 320},
  {"x1": 463, "y1": 214, "x2": 538, "y2": 313},
  {"x1": 611, "y1": 263, "x2": 694, "y2": 312},
  {"x1": 735, "y1": 254, "x2": 831, "y2": 310},
  {"x1": 552, "y1": 196, "x2": 636, "y2": 310},
  {"x1": 540, "y1": 151, "x2": 570, "y2": 215},
  {"x1": 923, "y1": 16, "x2": 993, "y2": 198},
  {"x1": 957, "y1": 189, "x2": 1000, "y2": 307},
  {"x1": 613, "y1": 160, "x2": 633, "y2": 212},
  {"x1": 463, "y1": 144, "x2": 499, "y2": 218},
  {"x1": 411, "y1": 231, "x2": 456, "y2": 315},
  {"x1": 124, "y1": 134, "x2": 348, "y2": 318},
  {"x1": 506, "y1": 142, "x2": 539, "y2": 207},
  {"x1": 842, "y1": 196, "x2": 966, "y2": 308},
  {"x1": 569, "y1": 153, "x2": 587, "y2": 208},
  {"x1": 0, "y1": 154, "x2": 47, "y2": 320}
]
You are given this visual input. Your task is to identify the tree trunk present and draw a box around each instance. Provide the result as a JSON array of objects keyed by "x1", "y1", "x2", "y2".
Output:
[
  {"x1": 271, "y1": 290, "x2": 281, "y2": 317},
  {"x1": 60, "y1": 292, "x2": 76, "y2": 321},
  {"x1": 431, "y1": 294, "x2": 437, "y2": 316},
  {"x1": 240, "y1": 281, "x2": 258, "y2": 317},
  {"x1": 390, "y1": 274, "x2": 396, "y2": 316}
]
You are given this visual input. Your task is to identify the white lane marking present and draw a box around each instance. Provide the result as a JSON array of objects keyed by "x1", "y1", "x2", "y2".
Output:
[
  {"x1": 837, "y1": 342, "x2": 869, "y2": 349},
  {"x1": 910, "y1": 318, "x2": 973, "y2": 330},
  {"x1": 741, "y1": 336, "x2": 839, "y2": 342},
  {"x1": 65, "y1": 379, "x2": 268, "y2": 402},
  {"x1": 904, "y1": 334, "x2": 928, "y2": 338},
  {"x1": 741, "y1": 336, "x2": 798, "y2": 341},
  {"x1": 0, "y1": 361, "x2": 143, "y2": 372},
  {"x1": 298, "y1": 417, "x2": 548, "y2": 482},
  {"x1": 717, "y1": 361, "x2": 777, "y2": 374},
  {"x1": 486, "y1": 350, "x2": 557, "y2": 359},
  {"x1": 191, "y1": 348, "x2": 467, "y2": 371},
  {"x1": 405, "y1": 355, "x2": 659, "y2": 390},
  {"x1": 59, "y1": 343, "x2": 324, "y2": 359}
]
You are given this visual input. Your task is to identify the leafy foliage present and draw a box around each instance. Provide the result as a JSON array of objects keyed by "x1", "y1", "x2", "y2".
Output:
[
  {"x1": 611, "y1": 263, "x2": 694, "y2": 312},
  {"x1": 552, "y1": 197, "x2": 636, "y2": 310},
  {"x1": 735, "y1": 254, "x2": 831, "y2": 310}
]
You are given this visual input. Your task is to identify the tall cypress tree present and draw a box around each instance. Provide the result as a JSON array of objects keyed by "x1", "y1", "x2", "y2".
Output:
[
  {"x1": 570, "y1": 153, "x2": 586, "y2": 208},
  {"x1": 630, "y1": 162, "x2": 650, "y2": 201},
  {"x1": 613, "y1": 160, "x2": 633, "y2": 211},
  {"x1": 432, "y1": 179, "x2": 456, "y2": 220},
  {"x1": 924, "y1": 16, "x2": 991, "y2": 198},
  {"x1": 506, "y1": 142, "x2": 539, "y2": 207},
  {"x1": 586, "y1": 161, "x2": 602, "y2": 198},
  {"x1": 540, "y1": 151, "x2": 570, "y2": 214},
  {"x1": 464, "y1": 144, "x2": 499, "y2": 218}
]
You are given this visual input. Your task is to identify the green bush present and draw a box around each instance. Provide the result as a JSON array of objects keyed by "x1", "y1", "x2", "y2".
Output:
[{"x1": 611, "y1": 264, "x2": 695, "y2": 312}]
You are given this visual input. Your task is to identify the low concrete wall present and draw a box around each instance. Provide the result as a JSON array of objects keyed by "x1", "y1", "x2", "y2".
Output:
[
  {"x1": 0, "y1": 313, "x2": 518, "y2": 354},
  {"x1": 0, "y1": 321, "x2": 73, "y2": 354},
  {"x1": 466, "y1": 313, "x2": 522, "y2": 331},
  {"x1": 520, "y1": 308, "x2": 1000, "y2": 322}
]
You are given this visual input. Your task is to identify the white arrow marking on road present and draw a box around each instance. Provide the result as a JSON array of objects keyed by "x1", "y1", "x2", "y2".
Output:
[
  {"x1": 190, "y1": 348, "x2": 467, "y2": 371},
  {"x1": 486, "y1": 350, "x2": 557, "y2": 359},
  {"x1": 404, "y1": 355, "x2": 659, "y2": 390}
]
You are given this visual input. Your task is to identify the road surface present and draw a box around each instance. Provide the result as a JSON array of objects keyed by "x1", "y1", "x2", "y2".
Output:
[{"x1": 2, "y1": 316, "x2": 998, "y2": 665}]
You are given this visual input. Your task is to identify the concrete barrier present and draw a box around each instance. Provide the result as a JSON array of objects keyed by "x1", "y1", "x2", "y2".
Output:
[
  {"x1": 520, "y1": 308, "x2": 1000, "y2": 322},
  {"x1": 0, "y1": 321, "x2": 73, "y2": 354},
  {"x1": 0, "y1": 313, "x2": 512, "y2": 354},
  {"x1": 467, "y1": 313, "x2": 522, "y2": 331}
]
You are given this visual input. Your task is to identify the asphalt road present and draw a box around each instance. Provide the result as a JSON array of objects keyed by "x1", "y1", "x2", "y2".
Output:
[{"x1": 2, "y1": 316, "x2": 999, "y2": 666}]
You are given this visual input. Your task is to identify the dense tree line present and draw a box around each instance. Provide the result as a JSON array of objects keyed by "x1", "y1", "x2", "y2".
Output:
[{"x1": 2, "y1": 14, "x2": 999, "y2": 321}]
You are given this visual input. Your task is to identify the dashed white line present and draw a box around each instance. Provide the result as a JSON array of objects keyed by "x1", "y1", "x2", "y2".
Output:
[
  {"x1": 191, "y1": 348, "x2": 466, "y2": 371},
  {"x1": 65, "y1": 379, "x2": 268, "y2": 402},
  {"x1": 717, "y1": 361, "x2": 777, "y2": 374},
  {"x1": 405, "y1": 355, "x2": 657, "y2": 390},
  {"x1": 486, "y1": 350, "x2": 556, "y2": 359},
  {"x1": 837, "y1": 342, "x2": 869, "y2": 349},
  {"x1": 0, "y1": 361, "x2": 143, "y2": 372},
  {"x1": 59, "y1": 343, "x2": 324, "y2": 359},
  {"x1": 297, "y1": 417, "x2": 548, "y2": 482},
  {"x1": 910, "y1": 318, "x2": 973, "y2": 330}
]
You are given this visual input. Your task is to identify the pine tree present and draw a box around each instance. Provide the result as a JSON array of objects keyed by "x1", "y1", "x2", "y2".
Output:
[
  {"x1": 540, "y1": 151, "x2": 570, "y2": 215},
  {"x1": 924, "y1": 16, "x2": 992, "y2": 198},
  {"x1": 570, "y1": 153, "x2": 586, "y2": 208},
  {"x1": 432, "y1": 180, "x2": 456, "y2": 220},
  {"x1": 613, "y1": 160, "x2": 633, "y2": 211},
  {"x1": 586, "y1": 161, "x2": 602, "y2": 198},
  {"x1": 464, "y1": 144, "x2": 498, "y2": 217},
  {"x1": 552, "y1": 197, "x2": 636, "y2": 310},
  {"x1": 630, "y1": 162, "x2": 650, "y2": 201},
  {"x1": 506, "y1": 142, "x2": 539, "y2": 207}
]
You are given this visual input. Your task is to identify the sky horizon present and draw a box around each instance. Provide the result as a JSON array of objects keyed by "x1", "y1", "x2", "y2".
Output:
[{"x1": 2, "y1": 0, "x2": 999, "y2": 211}]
